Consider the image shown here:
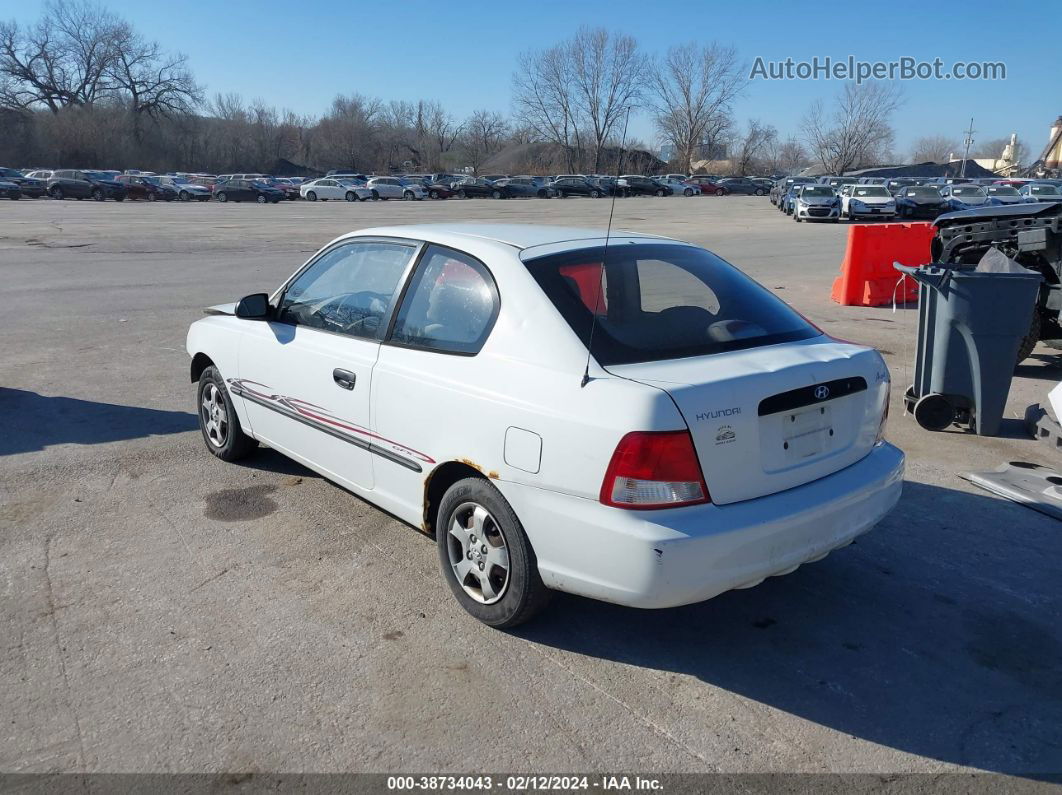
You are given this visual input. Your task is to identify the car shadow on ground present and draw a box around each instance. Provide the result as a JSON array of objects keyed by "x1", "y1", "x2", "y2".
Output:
[
  {"x1": 0, "y1": 387, "x2": 197, "y2": 455},
  {"x1": 516, "y1": 480, "x2": 1062, "y2": 779}
]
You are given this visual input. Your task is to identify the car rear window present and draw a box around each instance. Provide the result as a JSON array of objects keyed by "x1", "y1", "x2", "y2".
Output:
[{"x1": 523, "y1": 243, "x2": 820, "y2": 365}]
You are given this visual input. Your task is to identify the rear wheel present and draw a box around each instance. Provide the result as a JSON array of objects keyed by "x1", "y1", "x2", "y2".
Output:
[
  {"x1": 404, "y1": 190, "x2": 414, "y2": 200},
  {"x1": 147, "y1": 191, "x2": 156, "y2": 202},
  {"x1": 437, "y1": 477, "x2": 550, "y2": 628},
  {"x1": 491, "y1": 189, "x2": 502, "y2": 199},
  {"x1": 656, "y1": 189, "x2": 665, "y2": 197},
  {"x1": 684, "y1": 188, "x2": 693, "y2": 196},
  {"x1": 371, "y1": 189, "x2": 380, "y2": 200},
  {"x1": 256, "y1": 194, "x2": 267, "y2": 204},
  {"x1": 197, "y1": 366, "x2": 258, "y2": 461},
  {"x1": 590, "y1": 189, "x2": 602, "y2": 198},
  {"x1": 429, "y1": 189, "x2": 441, "y2": 199},
  {"x1": 456, "y1": 189, "x2": 465, "y2": 199},
  {"x1": 92, "y1": 188, "x2": 104, "y2": 201},
  {"x1": 345, "y1": 191, "x2": 356, "y2": 202}
]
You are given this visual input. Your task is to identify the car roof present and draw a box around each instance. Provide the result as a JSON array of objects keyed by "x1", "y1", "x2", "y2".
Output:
[{"x1": 340, "y1": 223, "x2": 675, "y2": 251}]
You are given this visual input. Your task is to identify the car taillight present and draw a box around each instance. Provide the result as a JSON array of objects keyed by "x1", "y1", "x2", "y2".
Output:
[
  {"x1": 876, "y1": 378, "x2": 891, "y2": 444},
  {"x1": 600, "y1": 431, "x2": 710, "y2": 509}
]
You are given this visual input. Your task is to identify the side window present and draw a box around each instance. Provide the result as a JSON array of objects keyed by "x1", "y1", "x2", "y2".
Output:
[
  {"x1": 277, "y1": 241, "x2": 415, "y2": 339},
  {"x1": 390, "y1": 246, "x2": 498, "y2": 355}
]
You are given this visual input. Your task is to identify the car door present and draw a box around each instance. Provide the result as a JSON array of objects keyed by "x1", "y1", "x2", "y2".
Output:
[{"x1": 236, "y1": 238, "x2": 421, "y2": 489}]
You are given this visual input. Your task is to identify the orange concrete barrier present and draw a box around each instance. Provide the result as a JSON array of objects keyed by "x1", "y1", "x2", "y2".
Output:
[{"x1": 830, "y1": 222, "x2": 935, "y2": 306}]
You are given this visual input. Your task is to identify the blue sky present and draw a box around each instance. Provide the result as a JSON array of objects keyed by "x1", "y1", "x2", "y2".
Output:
[{"x1": 3, "y1": 0, "x2": 1057, "y2": 160}]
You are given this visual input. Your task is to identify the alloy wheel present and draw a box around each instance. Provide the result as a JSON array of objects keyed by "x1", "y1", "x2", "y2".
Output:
[
  {"x1": 200, "y1": 383, "x2": 229, "y2": 448},
  {"x1": 446, "y1": 502, "x2": 510, "y2": 605}
]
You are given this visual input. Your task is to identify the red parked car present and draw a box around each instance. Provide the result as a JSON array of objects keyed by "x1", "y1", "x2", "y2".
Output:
[{"x1": 686, "y1": 176, "x2": 729, "y2": 195}]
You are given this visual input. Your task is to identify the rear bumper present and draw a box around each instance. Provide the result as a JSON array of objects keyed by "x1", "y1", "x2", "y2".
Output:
[{"x1": 500, "y1": 442, "x2": 904, "y2": 609}]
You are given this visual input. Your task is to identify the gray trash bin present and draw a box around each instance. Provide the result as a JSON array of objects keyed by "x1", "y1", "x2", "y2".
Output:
[{"x1": 895, "y1": 262, "x2": 1041, "y2": 436}]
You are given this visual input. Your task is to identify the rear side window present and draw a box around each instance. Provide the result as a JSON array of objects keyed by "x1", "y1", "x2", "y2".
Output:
[
  {"x1": 524, "y1": 243, "x2": 820, "y2": 365},
  {"x1": 389, "y1": 246, "x2": 498, "y2": 355}
]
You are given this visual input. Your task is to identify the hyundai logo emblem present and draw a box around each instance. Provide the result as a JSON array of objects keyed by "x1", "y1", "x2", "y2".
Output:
[{"x1": 814, "y1": 385, "x2": 831, "y2": 400}]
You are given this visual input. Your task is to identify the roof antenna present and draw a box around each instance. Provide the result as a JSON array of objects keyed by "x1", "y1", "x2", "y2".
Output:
[{"x1": 581, "y1": 106, "x2": 631, "y2": 388}]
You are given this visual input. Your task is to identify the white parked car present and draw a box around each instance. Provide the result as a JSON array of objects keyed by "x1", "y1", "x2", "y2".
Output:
[
  {"x1": 186, "y1": 224, "x2": 904, "y2": 627},
  {"x1": 157, "y1": 175, "x2": 213, "y2": 202},
  {"x1": 839, "y1": 184, "x2": 896, "y2": 220},
  {"x1": 793, "y1": 184, "x2": 840, "y2": 222},
  {"x1": 301, "y1": 177, "x2": 373, "y2": 202},
  {"x1": 365, "y1": 177, "x2": 427, "y2": 201}
]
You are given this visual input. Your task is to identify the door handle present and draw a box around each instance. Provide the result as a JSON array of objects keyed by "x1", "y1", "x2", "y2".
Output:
[{"x1": 332, "y1": 369, "x2": 356, "y2": 390}]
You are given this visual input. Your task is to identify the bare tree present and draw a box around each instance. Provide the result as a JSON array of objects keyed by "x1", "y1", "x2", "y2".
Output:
[
  {"x1": 0, "y1": 0, "x2": 121, "y2": 111},
  {"x1": 766, "y1": 136, "x2": 809, "y2": 175},
  {"x1": 568, "y1": 27, "x2": 645, "y2": 173},
  {"x1": 801, "y1": 82, "x2": 903, "y2": 174},
  {"x1": 732, "y1": 119, "x2": 777, "y2": 175},
  {"x1": 107, "y1": 22, "x2": 200, "y2": 119},
  {"x1": 909, "y1": 135, "x2": 958, "y2": 163},
  {"x1": 513, "y1": 43, "x2": 584, "y2": 172},
  {"x1": 647, "y1": 42, "x2": 744, "y2": 174},
  {"x1": 459, "y1": 109, "x2": 508, "y2": 174}
]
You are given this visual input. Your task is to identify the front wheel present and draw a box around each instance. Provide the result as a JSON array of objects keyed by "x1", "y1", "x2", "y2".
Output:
[
  {"x1": 306, "y1": 191, "x2": 317, "y2": 201},
  {"x1": 216, "y1": 192, "x2": 228, "y2": 203},
  {"x1": 179, "y1": 190, "x2": 190, "y2": 201},
  {"x1": 755, "y1": 188, "x2": 765, "y2": 196},
  {"x1": 455, "y1": 189, "x2": 465, "y2": 199},
  {"x1": 404, "y1": 191, "x2": 414, "y2": 200},
  {"x1": 684, "y1": 188, "x2": 693, "y2": 196},
  {"x1": 437, "y1": 477, "x2": 550, "y2": 628},
  {"x1": 92, "y1": 188, "x2": 104, "y2": 201},
  {"x1": 656, "y1": 189, "x2": 665, "y2": 197},
  {"x1": 491, "y1": 190, "x2": 502, "y2": 199},
  {"x1": 197, "y1": 366, "x2": 258, "y2": 461},
  {"x1": 147, "y1": 191, "x2": 157, "y2": 202}
]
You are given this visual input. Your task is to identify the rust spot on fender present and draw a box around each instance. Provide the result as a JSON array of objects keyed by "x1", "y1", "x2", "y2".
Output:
[
  {"x1": 487, "y1": 471, "x2": 499, "y2": 480},
  {"x1": 458, "y1": 458, "x2": 483, "y2": 473}
]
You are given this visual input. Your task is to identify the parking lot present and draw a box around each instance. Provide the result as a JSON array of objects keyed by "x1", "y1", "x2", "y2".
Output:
[{"x1": 1, "y1": 196, "x2": 1060, "y2": 777}]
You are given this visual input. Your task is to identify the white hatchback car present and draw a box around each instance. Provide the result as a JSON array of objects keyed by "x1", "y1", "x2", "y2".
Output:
[{"x1": 187, "y1": 224, "x2": 904, "y2": 627}]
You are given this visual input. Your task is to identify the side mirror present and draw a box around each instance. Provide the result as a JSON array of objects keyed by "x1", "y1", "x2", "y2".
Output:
[{"x1": 235, "y1": 293, "x2": 271, "y2": 319}]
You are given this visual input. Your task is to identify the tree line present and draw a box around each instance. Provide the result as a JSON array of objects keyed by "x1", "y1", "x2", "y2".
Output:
[{"x1": 1, "y1": 2, "x2": 1005, "y2": 177}]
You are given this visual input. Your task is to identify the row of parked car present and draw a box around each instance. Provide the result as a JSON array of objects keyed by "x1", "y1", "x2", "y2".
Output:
[
  {"x1": 769, "y1": 174, "x2": 1062, "y2": 223},
  {"x1": 0, "y1": 166, "x2": 781, "y2": 204}
]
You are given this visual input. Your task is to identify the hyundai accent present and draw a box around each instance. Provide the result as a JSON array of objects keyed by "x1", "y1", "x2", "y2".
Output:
[{"x1": 186, "y1": 224, "x2": 904, "y2": 627}]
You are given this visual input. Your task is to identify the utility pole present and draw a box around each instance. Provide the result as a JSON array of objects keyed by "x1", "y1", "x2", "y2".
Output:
[{"x1": 960, "y1": 118, "x2": 976, "y2": 178}]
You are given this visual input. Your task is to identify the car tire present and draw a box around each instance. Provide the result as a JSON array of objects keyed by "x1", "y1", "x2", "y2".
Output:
[
  {"x1": 1016, "y1": 310, "x2": 1041, "y2": 364},
  {"x1": 720, "y1": 188, "x2": 729, "y2": 196},
  {"x1": 491, "y1": 190, "x2": 502, "y2": 199},
  {"x1": 683, "y1": 188, "x2": 693, "y2": 196},
  {"x1": 794, "y1": 213, "x2": 801, "y2": 222},
  {"x1": 404, "y1": 191, "x2": 414, "y2": 200},
  {"x1": 179, "y1": 190, "x2": 190, "y2": 201},
  {"x1": 217, "y1": 192, "x2": 228, "y2": 203},
  {"x1": 371, "y1": 190, "x2": 380, "y2": 200},
  {"x1": 589, "y1": 189, "x2": 601, "y2": 198},
  {"x1": 115, "y1": 196, "x2": 124, "y2": 201},
  {"x1": 306, "y1": 191, "x2": 317, "y2": 201},
  {"x1": 456, "y1": 189, "x2": 465, "y2": 199},
  {"x1": 345, "y1": 191, "x2": 356, "y2": 202},
  {"x1": 256, "y1": 194, "x2": 267, "y2": 204},
  {"x1": 755, "y1": 188, "x2": 765, "y2": 196},
  {"x1": 147, "y1": 191, "x2": 156, "y2": 202},
  {"x1": 92, "y1": 188, "x2": 104, "y2": 201},
  {"x1": 437, "y1": 477, "x2": 550, "y2": 629},
  {"x1": 197, "y1": 366, "x2": 258, "y2": 462},
  {"x1": 537, "y1": 190, "x2": 546, "y2": 198},
  {"x1": 429, "y1": 189, "x2": 440, "y2": 199}
]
